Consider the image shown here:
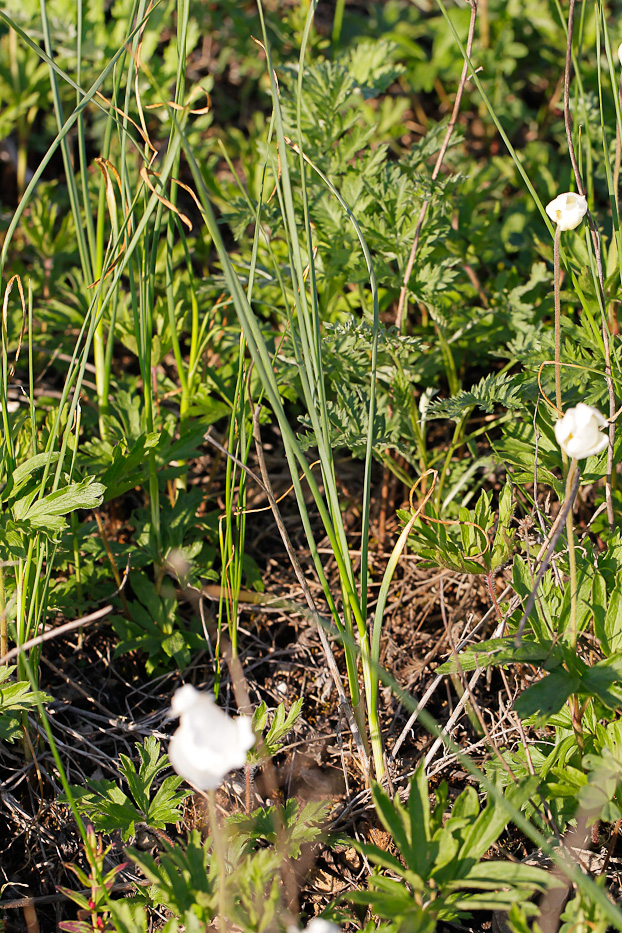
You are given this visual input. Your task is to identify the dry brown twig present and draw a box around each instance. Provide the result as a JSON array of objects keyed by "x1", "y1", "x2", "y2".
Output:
[{"x1": 0, "y1": 606, "x2": 113, "y2": 667}]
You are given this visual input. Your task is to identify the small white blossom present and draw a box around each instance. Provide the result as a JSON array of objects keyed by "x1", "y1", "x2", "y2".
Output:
[
  {"x1": 618, "y1": 41, "x2": 622, "y2": 67},
  {"x1": 288, "y1": 920, "x2": 341, "y2": 933},
  {"x1": 545, "y1": 192, "x2": 588, "y2": 231},
  {"x1": 554, "y1": 403, "x2": 608, "y2": 459},
  {"x1": 305, "y1": 922, "x2": 340, "y2": 933},
  {"x1": 168, "y1": 685, "x2": 255, "y2": 790},
  {"x1": 0, "y1": 400, "x2": 19, "y2": 414}
]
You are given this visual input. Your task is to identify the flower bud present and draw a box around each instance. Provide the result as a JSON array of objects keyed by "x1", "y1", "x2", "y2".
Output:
[
  {"x1": 545, "y1": 192, "x2": 588, "y2": 231},
  {"x1": 554, "y1": 403, "x2": 608, "y2": 459},
  {"x1": 168, "y1": 685, "x2": 255, "y2": 790}
]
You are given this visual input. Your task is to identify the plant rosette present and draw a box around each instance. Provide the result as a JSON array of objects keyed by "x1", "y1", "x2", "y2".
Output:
[
  {"x1": 168, "y1": 685, "x2": 255, "y2": 790},
  {"x1": 554, "y1": 404, "x2": 608, "y2": 459}
]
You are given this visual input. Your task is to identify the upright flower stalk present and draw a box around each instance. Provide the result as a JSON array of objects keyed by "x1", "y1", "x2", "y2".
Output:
[
  {"x1": 562, "y1": 0, "x2": 615, "y2": 532},
  {"x1": 545, "y1": 192, "x2": 587, "y2": 417},
  {"x1": 614, "y1": 43, "x2": 622, "y2": 217},
  {"x1": 546, "y1": 182, "x2": 589, "y2": 755},
  {"x1": 546, "y1": 192, "x2": 587, "y2": 646},
  {"x1": 553, "y1": 224, "x2": 562, "y2": 415},
  {"x1": 554, "y1": 403, "x2": 607, "y2": 750}
]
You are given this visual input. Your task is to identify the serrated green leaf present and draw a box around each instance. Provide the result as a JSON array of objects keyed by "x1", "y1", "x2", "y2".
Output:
[
  {"x1": 64, "y1": 737, "x2": 190, "y2": 841},
  {"x1": 15, "y1": 478, "x2": 105, "y2": 529},
  {"x1": 515, "y1": 668, "x2": 580, "y2": 722},
  {"x1": 4, "y1": 451, "x2": 61, "y2": 499}
]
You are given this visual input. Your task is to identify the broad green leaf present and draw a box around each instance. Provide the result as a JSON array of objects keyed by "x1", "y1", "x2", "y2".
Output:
[
  {"x1": 0, "y1": 676, "x2": 52, "y2": 742},
  {"x1": 458, "y1": 777, "x2": 538, "y2": 862},
  {"x1": 15, "y1": 478, "x2": 105, "y2": 528},
  {"x1": 4, "y1": 451, "x2": 61, "y2": 498},
  {"x1": 514, "y1": 668, "x2": 581, "y2": 721},
  {"x1": 249, "y1": 698, "x2": 303, "y2": 764},
  {"x1": 371, "y1": 781, "x2": 411, "y2": 858},
  {"x1": 119, "y1": 736, "x2": 169, "y2": 813},
  {"x1": 407, "y1": 763, "x2": 433, "y2": 875}
]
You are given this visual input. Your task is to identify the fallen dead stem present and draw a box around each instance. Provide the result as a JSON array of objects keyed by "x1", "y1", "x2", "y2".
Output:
[{"x1": 0, "y1": 606, "x2": 114, "y2": 667}]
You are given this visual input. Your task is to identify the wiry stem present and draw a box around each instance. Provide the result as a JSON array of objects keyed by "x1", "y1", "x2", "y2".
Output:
[
  {"x1": 396, "y1": 0, "x2": 478, "y2": 331},
  {"x1": 563, "y1": 0, "x2": 582, "y2": 195},
  {"x1": 563, "y1": 0, "x2": 615, "y2": 531},
  {"x1": 614, "y1": 71, "x2": 622, "y2": 218},
  {"x1": 565, "y1": 458, "x2": 579, "y2": 650},
  {"x1": 207, "y1": 790, "x2": 227, "y2": 933},
  {"x1": 554, "y1": 224, "x2": 563, "y2": 416},
  {"x1": 515, "y1": 466, "x2": 580, "y2": 645},
  {"x1": 0, "y1": 566, "x2": 6, "y2": 662}
]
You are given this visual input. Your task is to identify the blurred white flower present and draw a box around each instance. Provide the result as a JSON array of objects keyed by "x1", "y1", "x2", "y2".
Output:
[
  {"x1": 287, "y1": 920, "x2": 340, "y2": 933},
  {"x1": 0, "y1": 400, "x2": 19, "y2": 413},
  {"x1": 554, "y1": 403, "x2": 608, "y2": 459},
  {"x1": 545, "y1": 192, "x2": 588, "y2": 231},
  {"x1": 168, "y1": 685, "x2": 255, "y2": 790},
  {"x1": 618, "y1": 41, "x2": 622, "y2": 67},
  {"x1": 304, "y1": 921, "x2": 340, "y2": 933}
]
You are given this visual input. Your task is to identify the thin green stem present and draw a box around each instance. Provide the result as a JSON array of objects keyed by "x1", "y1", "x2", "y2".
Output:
[
  {"x1": 0, "y1": 566, "x2": 6, "y2": 661},
  {"x1": 564, "y1": 458, "x2": 582, "y2": 754},
  {"x1": 207, "y1": 789, "x2": 227, "y2": 933},
  {"x1": 332, "y1": 0, "x2": 345, "y2": 45},
  {"x1": 554, "y1": 224, "x2": 563, "y2": 416},
  {"x1": 565, "y1": 458, "x2": 579, "y2": 649}
]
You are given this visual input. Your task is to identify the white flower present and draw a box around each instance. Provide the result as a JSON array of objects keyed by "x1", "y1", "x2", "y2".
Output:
[
  {"x1": 304, "y1": 922, "x2": 340, "y2": 933},
  {"x1": 168, "y1": 685, "x2": 255, "y2": 790},
  {"x1": 618, "y1": 41, "x2": 622, "y2": 67},
  {"x1": 288, "y1": 921, "x2": 341, "y2": 933},
  {"x1": 554, "y1": 403, "x2": 608, "y2": 459},
  {"x1": 545, "y1": 192, "x2": 588, "y2": 231}
]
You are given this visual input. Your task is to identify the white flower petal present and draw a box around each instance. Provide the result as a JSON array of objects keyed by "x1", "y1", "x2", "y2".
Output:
[
  {"x1": 170, "y1": 683, "x2": 201, "y2": 715},
  {"x1": 554, "y1": 404, "x2": 608, "y2": 459},
  {"x1": 305, "y1": 921, "x2": 341, "y2": 933},
  {"x1": 168, "y1": 686, "x2": 255, "y2": 790},
  {"x1": 545, "y1": 192, "x2": 588, "y2": 231}
]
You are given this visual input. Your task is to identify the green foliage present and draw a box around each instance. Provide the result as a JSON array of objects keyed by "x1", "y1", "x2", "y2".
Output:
[
  {"x1": 250, "y1": 697, "x2": 303, "y2": 763},
  {"x1": 401, "y1": 481, "x2": 516, "y2": 574},
  {"x1": 426, "y1": 371, "x2": 524, "y2": 421},
  {"x1": 0, "y1": 665, "x2": 51, "y2": 742},
  {"x1": 10, "y1": 477, "x2": 105, "y2": 537},
  {"x1": 127, "y1": 799, "x2": 329, "y2": 931},
  {"x1": 227, "y1": 798, "x2": 330, "y2": 860},
  {"x1": 439, "y1": 532, "x2": 622, "y2": 729},
  {"x1": 3, "y1": 0, "x2": 622, "y2": 928},
  {"x1": 110, "y1": 572, "x2": 206, "y2": 676},
  {"x1": 578, "y1": 721, "x2": 622, "y2": 825},
  {"x1": 558, "y1": 880, "x2": 611, "y2": 933},
  {"x1": 0, "y1": 452, "x2": 105, "y2": 556},
  {"x1": 58, "y1": 825, "x2": 126, "y2": 933},
  {"x1": 127, "y1": 830, "x2": 218, "y2": 925},
  {"x1": 340, "y1": 765, "x2": 555, "y2": 929},
  {"x1": 63, "y1": 737, "x2": 189, "y2": 842}
]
